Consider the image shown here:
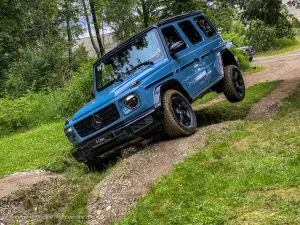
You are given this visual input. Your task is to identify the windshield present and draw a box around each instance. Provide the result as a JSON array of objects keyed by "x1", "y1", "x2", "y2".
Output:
[{"x1": 94, "y1": 29, "x2": 165, "y2": 91}]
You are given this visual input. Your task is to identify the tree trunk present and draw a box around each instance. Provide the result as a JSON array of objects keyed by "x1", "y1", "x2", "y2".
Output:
[
  {"x1": 141, "y1": 0, "x2": 149, "y2": 28},
  {"x1": 89, "y1": 0, "x2": 105, "y2": 56},
  {"x1": 64, "y1": 0, "x2": 73, "y2": 70},
  {"x1": 82, "y1": 0, "x2": 101, "y2": 58}
]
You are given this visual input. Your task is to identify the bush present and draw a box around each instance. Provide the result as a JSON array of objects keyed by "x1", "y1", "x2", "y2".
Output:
[
  {"x1": 246, "y1": 18, "x2": 297, "y2": 52},
  {"x1": 3, "y1": 42, "x2": 69, "y2": 98},
  {"x1": 222, "y1": 22, "x2": 247, "y2": 46},
  {"x1": 0, "y1": 61, "x2": 94, "y2": 137},
  {"x1": 230, "y1": 48, "x2": 251, "y2": 71}
]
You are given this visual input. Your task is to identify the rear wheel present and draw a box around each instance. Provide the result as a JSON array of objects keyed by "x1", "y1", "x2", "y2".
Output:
[
  {"x1": 162, "y1": 89, "x2": 197, "y2": 138},
  {"x1": 222, "y1": 65, "x2": 245, "y2": 103}
]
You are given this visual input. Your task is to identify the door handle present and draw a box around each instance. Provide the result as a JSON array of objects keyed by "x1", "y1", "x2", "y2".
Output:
[{"x1": 201, "y1": 49, "x2": 214, "y2": 59}]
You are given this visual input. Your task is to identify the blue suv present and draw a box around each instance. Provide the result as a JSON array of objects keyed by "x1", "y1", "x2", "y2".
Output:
[{"x1": 64, "y1": 11, "x2": 245, "y2": 165}]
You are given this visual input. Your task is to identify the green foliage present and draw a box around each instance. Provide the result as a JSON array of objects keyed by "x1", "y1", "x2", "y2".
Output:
[
  {"x1": 292, "y1": 17, "x2": 300, "y2": 28},
  {"x1": 230, "y1": 48, "x2": 251, "y2": 70},
  {"x1": 120, "y1": 83, "x2": 300, "y2": 225},
  {"x1": 3, "y1": 41, "x2": 69, "y2": 97},
  {"x1": 204, "y1": 3, "x2": 237, "y2": 33},
  {"x1": 241, "y1": 0, "x2": 283, "y2": 26},
  {"x1": 73, "y1": 43, "x2": 91, "y2": 71},
  {"x1": 0, "y1": 62, "x2": 93, "y2": 137},
  {"x1": 222, "y1": 22, "x2": 247, "y2": 46}
]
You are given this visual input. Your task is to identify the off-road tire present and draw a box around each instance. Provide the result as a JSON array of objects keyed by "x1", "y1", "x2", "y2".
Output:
[
  {"x1": 222, "y1": 65, "x2": 245, "y2": 103},
  {"x1": 162, "y1": 89, "x2": 197, "y2": 138}
]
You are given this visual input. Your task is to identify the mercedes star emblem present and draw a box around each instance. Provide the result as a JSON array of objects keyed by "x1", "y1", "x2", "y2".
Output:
[{"x1": 92, "y1": 115, "x2": 103, "y2": 130}]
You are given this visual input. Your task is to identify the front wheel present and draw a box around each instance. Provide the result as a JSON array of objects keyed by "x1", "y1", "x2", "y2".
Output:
[
  {"x1": 162, "y1": 89, "x2": 197, "y2": 138},
  {"x1": 222, "y1": 65, "x2": 245, "y2": 103}
]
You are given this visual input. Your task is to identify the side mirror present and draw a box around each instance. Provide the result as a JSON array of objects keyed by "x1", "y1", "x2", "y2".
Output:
[{"x1": 169, "y1": 41, "x2": 186, "y2": 59}]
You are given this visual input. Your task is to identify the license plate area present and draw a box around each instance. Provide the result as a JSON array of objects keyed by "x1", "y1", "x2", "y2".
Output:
[{"x1": 87, "y1": 132, "x2": 114, "y2": 150}]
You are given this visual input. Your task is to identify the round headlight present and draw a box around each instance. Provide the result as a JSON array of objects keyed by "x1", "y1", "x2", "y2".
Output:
[
  {"x1": 124, "y1": 94, "x2": 139, "y2": 109},
  {"x1": 65, "y1": 127, "x2": 76, "y2": 142}
]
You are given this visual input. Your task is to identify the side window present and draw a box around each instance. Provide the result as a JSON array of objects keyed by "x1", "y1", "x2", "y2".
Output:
[
  {"x1": 162, "y1": 26, "x2": 186, "y2": 53},
  {"x1": 194, "y1": 16, "x2": 217, "y2": 38},
  {"x1": 178, "y1": 20, "x2": 203, "y2": 45}
]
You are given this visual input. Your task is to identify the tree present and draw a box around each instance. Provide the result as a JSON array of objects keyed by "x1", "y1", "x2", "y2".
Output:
[
  {"x1": 82, "y1": 0, "x2": 101, "y2": 58},
  {"x1": 63, "y1": 0, "x2": 74, "y2": 70},
  {"x1": 89, "y1": 0, "x2": 105, "y2": 56},
  {"x1": 287, "y1": 0, "x2": 300, "y2": 8},
  {"x1": 234, "y1": 0, "x2": 283, "y2": 26}
]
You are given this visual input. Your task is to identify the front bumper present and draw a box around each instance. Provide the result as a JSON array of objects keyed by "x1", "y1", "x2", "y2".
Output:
[{"x1": 71, "y1": 108, "x2": 163, "y2": 161}]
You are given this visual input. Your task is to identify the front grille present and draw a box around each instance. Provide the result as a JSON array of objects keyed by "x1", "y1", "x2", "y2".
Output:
[{"x1": 74, "y1": 104, "x2": 120, "y2": 137}]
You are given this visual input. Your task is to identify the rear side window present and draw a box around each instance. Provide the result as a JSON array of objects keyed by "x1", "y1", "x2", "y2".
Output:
[
  {"x1": 194, "y1": 16, "x2": 217, "y2": 38},
  {"x1": 162, "y1": 26, "x2": 186, "y2": 53},
  {"x1": 178, "y1": 20, "x2": 203, "y2": 44}
]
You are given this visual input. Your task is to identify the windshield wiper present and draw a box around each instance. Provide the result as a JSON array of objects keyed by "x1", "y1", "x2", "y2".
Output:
[{"x1": 122, "y1": 60, "x2": 154, "y2": 78}]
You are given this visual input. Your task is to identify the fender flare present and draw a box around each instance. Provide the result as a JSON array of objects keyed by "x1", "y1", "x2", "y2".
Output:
[{"x1": 154, "y1": 79, "x2": 193, "y2": 108}]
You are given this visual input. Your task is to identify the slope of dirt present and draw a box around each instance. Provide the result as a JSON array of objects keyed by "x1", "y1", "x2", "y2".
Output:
[
  {"x1": 247, "y1": 78, "x2": 300, "y2": 119},
  {"x1": 88, "y1": 122, "x2": 233, "y2": 225},
  {"x1": 88, "y1": 50, "x2": 300, "y2": 224},
  {"x1": 0, "y1": 171, "x2": 59, "y2": 199}
]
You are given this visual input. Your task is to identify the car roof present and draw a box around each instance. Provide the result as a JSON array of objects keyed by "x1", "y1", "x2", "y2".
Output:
[{"x1": 94, "y1": 11, "x2": 203, "y2": 66}]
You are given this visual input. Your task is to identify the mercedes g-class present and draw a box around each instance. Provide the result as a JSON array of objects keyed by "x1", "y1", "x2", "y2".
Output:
[{"x1": 64, "y1": 11, "x2": 245, "y2": 165}]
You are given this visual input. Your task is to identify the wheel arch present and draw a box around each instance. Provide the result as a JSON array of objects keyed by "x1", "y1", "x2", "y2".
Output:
[
  {"x1": 154, "y1": 79, "x2": 193, "y2": 107},
  {"x1": 221, "y1": 49, "x2": 238, "y2": 67}
]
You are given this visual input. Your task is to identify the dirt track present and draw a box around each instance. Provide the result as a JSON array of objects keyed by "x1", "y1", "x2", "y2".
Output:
[{"x1": 87, "y1": 51, "x2": 300, "y2": 225}]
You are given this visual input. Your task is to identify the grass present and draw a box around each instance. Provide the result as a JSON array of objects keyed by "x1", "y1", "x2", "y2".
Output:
[
  {"x1": 195, "y1": 81, "x2": 280, "y2": 126},
  {"x1": 257, "y1": 36, "x2": 300, "y2": 57},
  {"x1": 192, "y1": 92, "x2": 219, "y2": 106},
  {"x1": 192, "y1": 66, "x2": 266, "y2": 107},
  {"x1": 0, "y1": 122, "x2": 107, "y2": 224},
  {"x1": 0, "y1": 81, "x2": 284, "y2": 224},
  {"x1": 119, "y1": 84, "x2": 300, "y2": 225},
  {"x1": 0, "y1": 122, "x2": 74, "y2": 177},
  {"x1": 243, "y1": 65, "x2": 265, "y2": 75}
]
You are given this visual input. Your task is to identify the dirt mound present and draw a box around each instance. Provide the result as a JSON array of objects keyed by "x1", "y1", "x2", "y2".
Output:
[{"x1": 0, "y1": 171, "x2": 59, "y2": 199}]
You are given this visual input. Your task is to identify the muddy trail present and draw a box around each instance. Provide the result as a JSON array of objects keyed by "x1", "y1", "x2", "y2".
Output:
[
  {"x1": 1, "y1": 50, "x2": 300, "y2": 225},
  {"x1": 87, "y1": 51, "x2": 300, "y2": 224}
]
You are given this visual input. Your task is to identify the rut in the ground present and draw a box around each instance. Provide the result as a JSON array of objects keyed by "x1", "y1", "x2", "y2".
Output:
[{"x1": 247, "y1": 78, "x2": 300, "y2": 120}]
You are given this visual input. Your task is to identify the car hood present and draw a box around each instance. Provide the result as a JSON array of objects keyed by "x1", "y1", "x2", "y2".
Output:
[
  {"x1": 72, "y1": 91, "x2": 115, "y2": 121},
  {"x1": 72, "y1": 66, "x2": 153, "y2": 121}
]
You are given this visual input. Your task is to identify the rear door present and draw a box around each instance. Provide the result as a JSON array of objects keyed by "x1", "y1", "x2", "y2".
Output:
[
  {"x1": 192, "y1": 15, "x2": 224, "y2": 92},
  {"x1": 160, "y1": 22, "x2": 209, "y2": 97}
]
